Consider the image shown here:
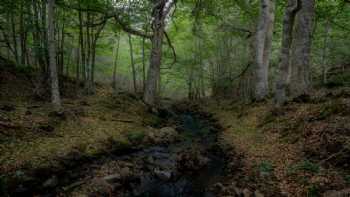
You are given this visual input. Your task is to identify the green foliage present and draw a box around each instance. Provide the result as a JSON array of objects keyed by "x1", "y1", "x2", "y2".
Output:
[
  {"x1": 344, "y1": 174, "x2": 350, "y2": 185},
  {"x1": 126, "y1": 130, "x2": 145, "y2": 143},
  {"x1": 326, "y1": 72, "x2": 350, "y2": 88},
  {"x1": 307, "y1": 185, "x2": 320, "y2": 197},
  {"x1": 288, "y1": 160, "x2": 320, "y2": 175},
  {"x1": 318, "y1": 100, "x2": 345, "y2": 119},
  {"x1": 258, "y1": 161, "x2": 274, "y2": 176},
  {"x1": 15, "y1": 66, "x2": 36, "y2": 75},
  {"x1": 143, "y1": 115, "x2": 162, "y2": 128}
]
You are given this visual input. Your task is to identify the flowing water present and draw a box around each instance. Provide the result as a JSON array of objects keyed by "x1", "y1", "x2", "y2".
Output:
[{"x1": 9, "y1": 110, "x2": 229, "y2": 197}]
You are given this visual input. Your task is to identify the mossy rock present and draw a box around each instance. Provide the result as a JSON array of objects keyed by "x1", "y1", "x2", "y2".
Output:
[
  {"x1": 126, "y1": 131, "x2": 145, "y2": 144},
  {"x1": 143, "y1": 115, "x2": 163, "y2": 127}
]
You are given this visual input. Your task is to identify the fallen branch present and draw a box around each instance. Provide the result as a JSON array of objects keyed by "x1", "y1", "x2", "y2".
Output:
[
  {"x1": 318, "y1": 148, "x2": 348, "y2": 165},
  {"x1": 0, "y1": 121, "x2": 20, "y2": 129},
  {"x1": 111, "y1": 119, "x2": 135, "y2": 123},
  {"x1": 62, "y1": 180, "x2": 86, "y2": 192}
]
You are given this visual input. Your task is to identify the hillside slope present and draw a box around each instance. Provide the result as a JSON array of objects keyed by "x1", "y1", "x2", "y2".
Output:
[{"x1": 205, "y1": 89, "x2": 350, "y2": 196}]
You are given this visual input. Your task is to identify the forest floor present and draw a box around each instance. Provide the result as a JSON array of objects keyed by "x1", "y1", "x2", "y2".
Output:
[
  {"x1": 205, "y1": 89, "x2": 350, "y2": 196},
  {"x1": 1, "y1": 64, "x2": 350, "y2": 197}
]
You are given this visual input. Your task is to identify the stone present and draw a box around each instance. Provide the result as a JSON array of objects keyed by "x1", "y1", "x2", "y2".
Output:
[
  {"x1": 103, "y1": 173, "x2": 121, "y2": 183},
  {"x1": 213, "y1": 182, "x2": 225, "y2": 192},
  {"x1": 323, "y1": 189, "x2": 350, "y2": 197},
  {"x1": 254, "y1": 190, "x2": 264, "y2": 197},
  {"x1": 243, "y1": 188, "x2": 253, "y2": 197},
  {"x1": 154, "y1": 169, "x2": 172, "y2": 181},
  {"x1": 43, "y1": 176, "x2": 58, "y2": 188},
  {"x1": 120, "y1": 167, "x2": 132, "y2": 179}
]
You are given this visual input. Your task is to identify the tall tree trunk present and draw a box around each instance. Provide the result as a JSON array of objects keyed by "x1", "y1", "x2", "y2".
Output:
[
  {"x1": 19, "y1": 1, "x2": 27, "y2": 66},
  {"x1": 47, "y1": 0, "x2": 61, "y2": 109},
  {"x1": 85, "y1": 13, "x2": 92, "y2": 94},
  {"x1": 78, "y1": 9, "x2": 86, "y2": 83},
  {"x1": 322, "y1": 19, "x2": 331, "y2": 85},
  {"x1": 41, "y1": 0, "x2": 49, "y2": 70},
  {"x1": 75, "y1": 46, "x2": 80, "y2": 87},
  {"x1": 275, "y1": 0, "x2": 301, "y2": 106},
  {"x1": 289, "y1": 0, "x2": 315, "y2": 98},
  {"x1": 142, "y1": 37, "x2": 146, "y2": 92},
  {"x1": 254, "y1": 0, "x2": 275, "y2": 101},
  {"x1": 128, "y1": 33, "x2": 137, "y2": 93},
  {"x1": 144, "y1": 29, "x2": 164, "y2": 105},
  {"x1": 60, "y1": 19, "x2": 65, "y2": 76},
  {"x1": 10, "y1": 12, "x2": 19, "y2": 64},
  {"x1": 112, "y1": 33, "x2": 121, "y2": 91},
  {"x1": 144, "y1": 0, "x2": 171, "y2": 105}
]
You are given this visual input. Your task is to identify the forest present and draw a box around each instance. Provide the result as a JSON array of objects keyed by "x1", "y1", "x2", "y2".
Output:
[{"x1": 0, "y1": 0, "x2": 350, "y2": 196}]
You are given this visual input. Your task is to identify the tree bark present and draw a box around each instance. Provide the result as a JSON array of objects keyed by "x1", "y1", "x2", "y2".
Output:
[
  {"x1": 90, "y1": 20, "x2": 105, "y2": 93},
  {"x1": 275, "y1": 0, "x2": 301, "y2": 106},
  {"x1": 19, "y1": 1, "x2": 27, "y2": 66},
  {"x1": 112, "y1": 33, "x2": 120, "y2": 92},
  {"x1": 78, "y1": 9, "x2": 87, "y2": 89},
  {"x1": 322, "y1": 19, "x2": 331, "y2": 84},
  {"x1": 142, "y1": 37, "x2": 146, "y2": 92},
  {"x1": 289, "y1": 0, "x2": 315, "y2": 98},
  {"x1": 47, "y1": 0, "x2": 61, "y2": 109},
  {"x1": 254, "y1": 0, "x2": 275, "y2": 101},
  {"x1": 128, "y1": 33, "x2": 137, "y2": 93},
  {"x1": 144, "y1": 0, "x2": 173, "y2": 105},
  {"x1": 10, "y1": 12, "x2": 19, "y2": 64}
]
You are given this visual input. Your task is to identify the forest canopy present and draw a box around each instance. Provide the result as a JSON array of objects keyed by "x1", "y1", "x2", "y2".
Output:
[{"x1": 0, "y1": 0, "x2": 350, "y2": 106}]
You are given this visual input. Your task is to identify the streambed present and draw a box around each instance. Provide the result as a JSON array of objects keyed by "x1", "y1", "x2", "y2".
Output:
[{"x1": 9, "y1": 109, "x2": 232, "y2": 197}]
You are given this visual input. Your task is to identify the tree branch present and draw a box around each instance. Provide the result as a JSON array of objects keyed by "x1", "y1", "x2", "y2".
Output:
[
  {"x1": 164, "y1": 31, "x2": 176, "y2": 67},
  {"x1": 113, "y1": 15, "x2": 152, "y2": 39}
]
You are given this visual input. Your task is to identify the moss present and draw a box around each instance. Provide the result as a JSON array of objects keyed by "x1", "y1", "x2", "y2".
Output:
[
  {"x1": 288, "y1": 160, "x2": 320, "y2": 175},
  {"x1": 307, "y1": 185, "x2": 320, "y2": 197},
  {"x1": 345, "y1": 174, "x2": 350, "y2": 185},
  {"x1": 318, "y1": 100, "x2": 345, "y2": 119},
  {"x1": 258, "y1": 161, "x2": 274, "y2": 176},
  {"x1": 126, "y1": 130, "x2": 145, "y2": 144},
  {"x1": 143, "y1": 115, "x2": 163, "y2": 127},
  {"x1": 326, "y1": 72, "x2": 350, "y2": 88},
  {"x1": 0, "y1": 91, "x2": 151, "y2": 173}
]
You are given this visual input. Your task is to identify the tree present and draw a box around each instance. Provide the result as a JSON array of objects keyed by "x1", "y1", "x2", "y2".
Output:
[
  {"x1": 112, "y1": 32, "x2": 121, "y2": 92},
  {"x1": 143, "y1": 0, "x2": 175, "y2": 105},
  {"x1": 275, "y1": 0, "x2": 315, "y2": 105},
  {"x1": 128, "y1": 33, "x2": 137, "y2": 93},
  {"x1": 47, "y1": 0, "x2": 62, "y2": 109},
  {"x1": 275, "y1": 0, "x2": 301, "y2": 106},
  {"x1": 289, "y1": 0, "x2": 315, "y2": 98},
  {"x1": 254, "y1": 0, "x2": 276, "y2": 101}
]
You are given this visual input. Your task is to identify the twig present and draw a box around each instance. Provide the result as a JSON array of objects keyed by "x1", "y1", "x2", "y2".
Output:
[
  {"x1": 111, "y1": 119, "x2": 135, "y2": 123},
  {"x1": 0, "y1": 121, "x2": 20, "y2": 129}
]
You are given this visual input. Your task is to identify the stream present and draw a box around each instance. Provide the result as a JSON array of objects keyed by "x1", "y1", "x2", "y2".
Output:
[
  {"x1": 9, "y1": 108, "x2": 230, "y2": 197},
  {"x1": 119, "y1": 112, "x2": 228, "y2": 197}
]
